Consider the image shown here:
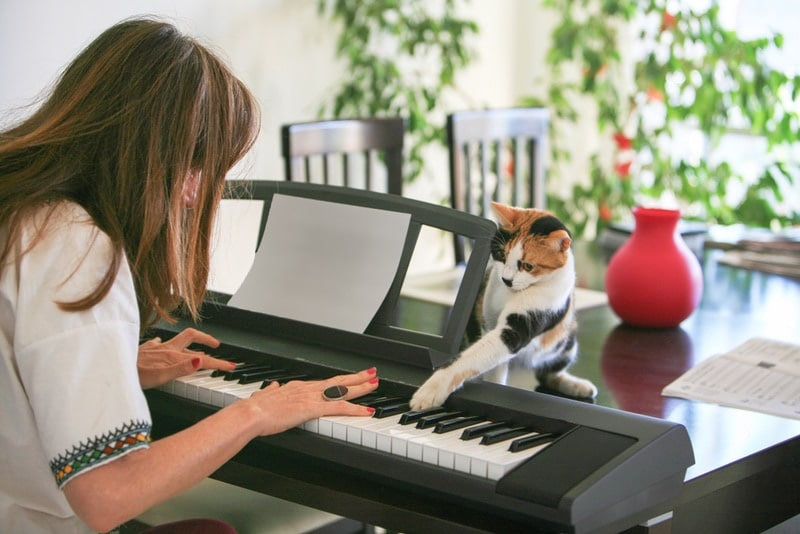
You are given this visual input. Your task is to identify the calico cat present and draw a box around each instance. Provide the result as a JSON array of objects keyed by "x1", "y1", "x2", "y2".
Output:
[{"x1": 409, "y1": 202, "x2": 597, "y2": 411}]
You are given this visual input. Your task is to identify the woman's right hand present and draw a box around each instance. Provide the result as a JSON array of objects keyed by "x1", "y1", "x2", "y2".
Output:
[{"x1": 245, "y1": 367, "x2": 379, "y2": 436}]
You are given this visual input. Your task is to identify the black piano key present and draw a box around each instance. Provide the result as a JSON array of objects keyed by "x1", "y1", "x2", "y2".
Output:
[
  {"x1": 399, "y1": 407, "x2": 447, "y2": 425},
  {"x1": 216, "y1": 363, "x2": 270, "y2": 380},
  {"x1": 460, "y1": 421, "x2": 508, "y2": 440},
  {"x1": 480, "y1": 426, "x2": 530, "y2": 445},
  {"x1": 222, "y1": 363, "x2": 271, "y2": 381},
  {"x1": 212, "y1": 354, "x2": 239, "y2": 362},
  {"x1": 433, "y1": 415, "x2": 485, "y2": 434},
  {"x1": 416, "y1": 411, "x2": 463, "y2": 430},
  {"x1": 351, "y1": 394, "x2": 387, "y2": 405},
  {"x1": 238, "y1": 369, "x2": 290, "y2": 384},
  {"x1": 357, "y1": 396, "x2": 406, "y2": 408},
  {"x1": 509, "y1": 432, "x2": 557, "y2": 452},
  {"x1": 373, "y1": 402, "x2": 410, "y2": 418},
  {"x1": 274, "y1": 373, "x2": 308, "y2": 384}
]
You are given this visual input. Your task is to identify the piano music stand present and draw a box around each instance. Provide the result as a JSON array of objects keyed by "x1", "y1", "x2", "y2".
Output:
[{"x1": 200, "y1": 182, "x2": 497, "y2": 370}]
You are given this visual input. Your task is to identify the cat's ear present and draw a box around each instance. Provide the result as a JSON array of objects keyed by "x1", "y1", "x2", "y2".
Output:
[
  {"x1": 491, "y1": 202, "x2": 521, "y2": 227},
  {"x1": 548, "y1": 229, "x2": 572, "y2": 252}
]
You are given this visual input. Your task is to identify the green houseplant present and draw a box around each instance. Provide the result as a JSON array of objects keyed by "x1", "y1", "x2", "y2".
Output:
[
  {"x1": 316, "y1": 0, "x2": 478, "y2": 184},
  {"x1": 318, "y1": 0, "x2": 798, "y2": 241},
  {"x1": 526, "y1": 0, "x2": 800, "y2": 238}
]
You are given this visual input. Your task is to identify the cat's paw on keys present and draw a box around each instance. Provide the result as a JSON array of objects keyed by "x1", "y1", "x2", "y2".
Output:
[{"x1": 410, "y1": 378, "x2": 453, "y2": 411}]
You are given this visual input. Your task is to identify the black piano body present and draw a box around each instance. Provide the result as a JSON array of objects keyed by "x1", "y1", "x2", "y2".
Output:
[{"x1": 144, "y1": 183, "x2": 694, "y2": 533}]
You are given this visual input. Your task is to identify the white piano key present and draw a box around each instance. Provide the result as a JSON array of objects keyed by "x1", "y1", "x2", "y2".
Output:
[
  {"x1": 198, "y1": 376, "x2": 246, "y2": 405},
  {"x1": 211, "y1": 381, "x2": 261, "y2": 407},
  {"x1": 188, "y1": 375, "x2": 227, "y2": 402},
  {"x1": 357, "y1": 415, "x2": 407, "y2": 452},
  {"x1": 169, "y1": 370, "x2": 215, "y2": 398},
  {"x1": 407, "y1": 423, "x2": 487, "y2": 466},
  {"x1": 224, "y1": 383, "x2": 263, "y2": 406},
  {"x1": 484, "y1": 438, "x2": 550, "y2": 480}
]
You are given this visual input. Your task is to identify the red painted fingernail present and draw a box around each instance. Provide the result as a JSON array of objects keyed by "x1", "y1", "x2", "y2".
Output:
[
  {"x1": 366, "y1": 407, "x2": 375, "y2": 414},
  {"x1": 366, "y1": 367, "x2": 377, "y2": 375},
  {"x1": 369, "y1": 377, "x2": 379, "y2": 384},
  {"x1": 228, "y1": 361, "x2": 237, "y2": 369},
  {"x1": 191, "y1": 357, "x2": 201, "y2": 369}
]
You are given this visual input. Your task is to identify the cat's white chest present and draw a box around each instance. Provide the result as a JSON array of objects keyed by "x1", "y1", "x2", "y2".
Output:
[{"x1": 482, "y1": 272, "x2": 512, "y2": 330}]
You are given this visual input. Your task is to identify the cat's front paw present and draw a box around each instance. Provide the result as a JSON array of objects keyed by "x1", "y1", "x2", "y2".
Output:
[
  {"x1": 545, "y1": 371, "x2": 598, "y2": 399},
  {"x1": 410, "y1": 373, "x2": 454, "y2": 411}
]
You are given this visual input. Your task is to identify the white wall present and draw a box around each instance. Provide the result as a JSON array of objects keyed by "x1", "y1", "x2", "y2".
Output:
[
  {"x1": 0, "y1": 0, "x2": 558, "y2": 291},
  {"x1": 0, "y1": 0, "x2": 556, "y2": 184}
]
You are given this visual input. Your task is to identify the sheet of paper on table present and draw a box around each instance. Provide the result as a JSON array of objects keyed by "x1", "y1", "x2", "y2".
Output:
[
  {"x1": 229, "y1": 194, "x2": 411, "y2": 333},
  {"x1": 662, "y1": 337, "x2": 800, "y2": 420}
]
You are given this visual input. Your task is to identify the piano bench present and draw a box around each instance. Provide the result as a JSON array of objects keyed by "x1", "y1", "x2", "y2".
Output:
[{"x1": 132, "y1": 478, "x2": 358, "y2": 533}]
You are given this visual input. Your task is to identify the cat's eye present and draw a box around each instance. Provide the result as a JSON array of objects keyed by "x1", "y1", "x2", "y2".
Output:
[{"x1": 520, "y1": 262, "x2": 534, "y2": 272}]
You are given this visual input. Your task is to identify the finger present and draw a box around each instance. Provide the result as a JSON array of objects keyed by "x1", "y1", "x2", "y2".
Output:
[
  {"x1": 170, "y1": 327, "x2": 221, "y2": 350},
  {"x1": 313, "y1": 373, "x2": 379, "y2": 404},
  {"x1": 324, "y1": 367, "x2": 378, "y2": 388},
  {"x1": 340, "y1": 378, "x2": 380, "y2": 401},
  {"x1": 323, "y1": 400, "x2": 376, "y2": 417},
  {"x1": 197, "y1": 353, "x2": 237, "y2": 371}
]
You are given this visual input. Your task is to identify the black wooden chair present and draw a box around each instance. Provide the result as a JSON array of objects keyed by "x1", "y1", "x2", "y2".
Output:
[
  {"x1": 281, "y1": 117, "x2": 405, "y2": 195},
  {"x1": 447, "y1": 107, "x2": 550, "y2": 264}
]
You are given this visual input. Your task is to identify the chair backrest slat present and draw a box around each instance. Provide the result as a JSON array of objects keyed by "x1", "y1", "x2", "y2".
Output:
[
  {"x1": 447, "y1": 107, "x2": 550, "y2": 264},
  {"x1": 281, "y1": 118, "x2": 405, "y2": 195}
]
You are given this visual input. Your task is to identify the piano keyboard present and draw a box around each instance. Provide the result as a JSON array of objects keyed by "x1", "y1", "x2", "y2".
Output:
[{"x1": 158, "y1": 358, "x2": 559, "y2": 481}]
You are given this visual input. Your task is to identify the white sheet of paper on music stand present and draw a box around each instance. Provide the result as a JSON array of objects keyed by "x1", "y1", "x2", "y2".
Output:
[{"x1": 228, "y1": 194, "x2": 410, "y2": 333}]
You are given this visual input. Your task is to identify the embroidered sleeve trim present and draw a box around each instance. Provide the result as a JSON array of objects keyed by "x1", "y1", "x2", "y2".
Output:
[{"x1": 50, "y1": 419, "x2": 152, "y2": 487}]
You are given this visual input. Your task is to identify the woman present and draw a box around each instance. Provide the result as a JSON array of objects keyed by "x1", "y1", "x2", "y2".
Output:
[{"x1": 0, "y1": 17, "x2": 378, "y2": 533}]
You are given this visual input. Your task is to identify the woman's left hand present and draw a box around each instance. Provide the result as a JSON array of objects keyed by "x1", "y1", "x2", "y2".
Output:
[{"x1": 137, "y1": 327, "x2": 235, "y2": 389}]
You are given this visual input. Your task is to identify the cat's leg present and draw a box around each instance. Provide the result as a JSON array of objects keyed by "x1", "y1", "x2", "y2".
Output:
[
  {"x1": 540, "y1": 370, "x2": 598, "y2": 399},
  {"x1": 410, "y1": 330, "x2": 510, "y2": 410},
  {"x1": 481, "y1": 361, "x2": 509, "y2": 385},
  {"x1": 534, "y1": 341, "x2": 597, "y2": 399}
]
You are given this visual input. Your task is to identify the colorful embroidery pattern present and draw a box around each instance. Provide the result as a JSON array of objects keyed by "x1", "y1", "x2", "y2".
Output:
[{"x1": 50, "y1": 419, "x2": 151, "y2": 486}]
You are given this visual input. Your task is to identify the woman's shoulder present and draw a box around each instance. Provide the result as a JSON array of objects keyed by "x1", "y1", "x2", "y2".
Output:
[
  {"x1": 34, "y1": 200, "x2": 94, "y2": 226},
  {"x1": 26, "y1": 200, "x2": 99, "y2": 240},
  {"x1": 22, "y1": 201, "x2": 113, "y2": 263}
]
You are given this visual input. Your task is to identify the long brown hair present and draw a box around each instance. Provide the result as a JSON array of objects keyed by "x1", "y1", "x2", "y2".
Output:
[{"x1": 0, "y1": 17, "x2": 260, "y2": 331}]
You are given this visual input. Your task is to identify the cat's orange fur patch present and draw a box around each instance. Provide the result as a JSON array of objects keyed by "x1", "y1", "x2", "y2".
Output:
[
  {"x1": 508, "y1": 210, "x2": 571, "y2": 274},
  {"x1": 540, "y1": 312, "x2": 576, "y2": 348},
  {"x1": 449, "y1": 369, "x2": 480, "y2": 391}
]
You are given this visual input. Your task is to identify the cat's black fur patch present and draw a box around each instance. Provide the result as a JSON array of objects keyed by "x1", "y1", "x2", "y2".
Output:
[
  {"x1": 528, "y1": 215, "x2": 570, "y2": 237},
  {"x1": 500, "y1": 296, "x2": 571, "y2": 353},
  {"x1": 490, "y1": 228, "x2": 514, "y2": 261}
]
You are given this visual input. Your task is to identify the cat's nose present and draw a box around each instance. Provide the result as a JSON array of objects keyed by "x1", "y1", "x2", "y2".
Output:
[{"x1": 502, "y1": 277, "x2": 513, "y2": 287}]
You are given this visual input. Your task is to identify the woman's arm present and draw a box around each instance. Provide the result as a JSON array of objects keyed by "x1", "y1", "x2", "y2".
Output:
[{"x1": 62, "y1": 368, "x2": 379, "y2": 532}]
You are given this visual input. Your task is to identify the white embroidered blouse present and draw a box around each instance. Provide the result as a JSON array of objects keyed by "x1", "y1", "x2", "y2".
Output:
[{"x1": 0, "y1": 202, "x2": 151, "y2": 533}]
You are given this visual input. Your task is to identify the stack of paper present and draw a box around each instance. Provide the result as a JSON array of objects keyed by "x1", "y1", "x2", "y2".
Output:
[{"x1": 662, "y1": 337, "x2": 800, "y2": 420}]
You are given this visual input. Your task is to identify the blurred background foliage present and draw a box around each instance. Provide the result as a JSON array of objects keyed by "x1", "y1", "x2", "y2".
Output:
[
  {"x1": 318, "y1": 0, "x2": 799, "y2": 239},
  {"x1": 524, "y1": 0, "x2": 800, "y2": 238}
]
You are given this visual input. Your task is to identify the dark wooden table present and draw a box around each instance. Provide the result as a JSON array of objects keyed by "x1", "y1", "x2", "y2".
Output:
[
  {"x1": 538, "y1": 242, "x2": 800, "y2": 532},
  {"x1": 148, "y1": 240, "x2": 799, "y2": 533}
]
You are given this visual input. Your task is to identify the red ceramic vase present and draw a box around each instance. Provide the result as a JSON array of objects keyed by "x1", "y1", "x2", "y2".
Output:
[{"x1": 605, "y1": 207, "x2": 703, "y2": 328}]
